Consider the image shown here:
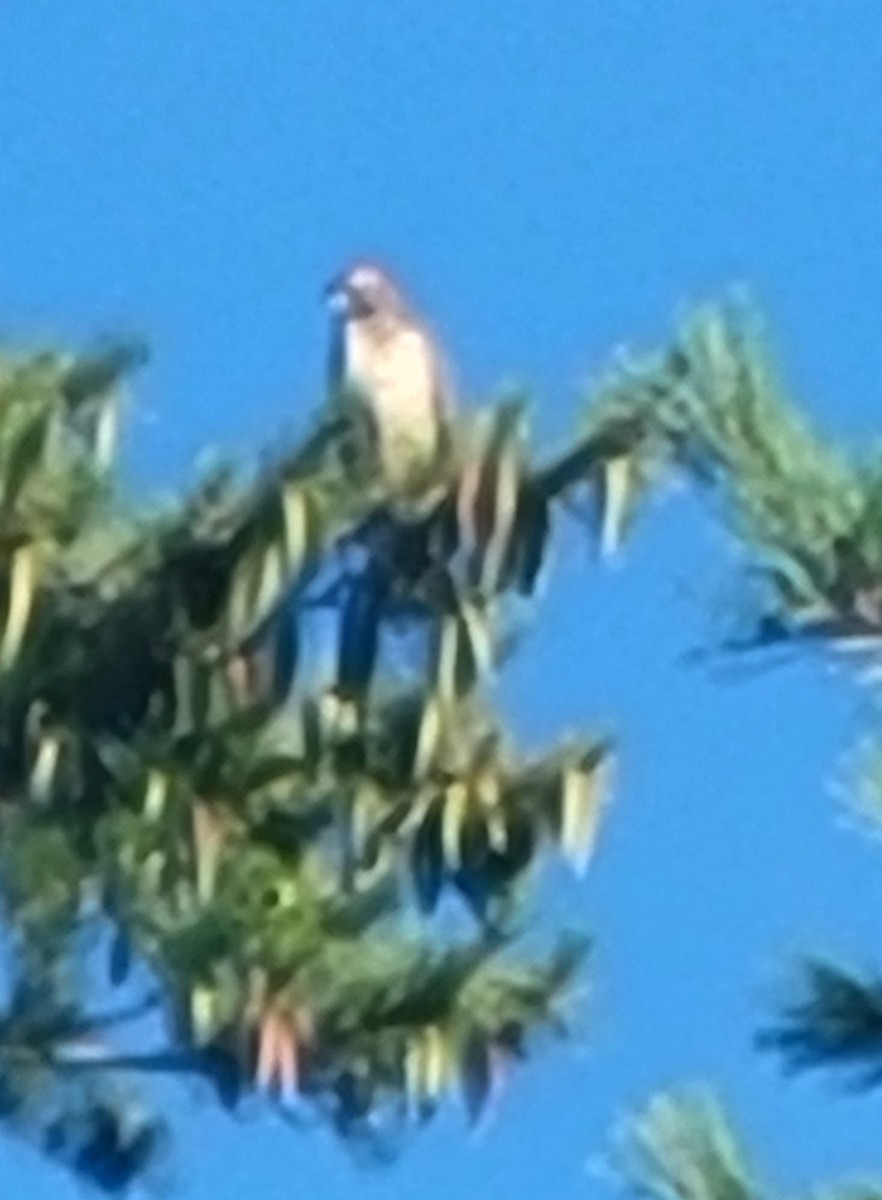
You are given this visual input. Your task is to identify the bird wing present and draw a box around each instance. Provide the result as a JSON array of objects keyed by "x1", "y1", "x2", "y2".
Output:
[
  {"x1": 375, "y1": 322, "x2": 455, "y2": 428},
  {"x1": 427, "y1": 329, "x2": 457, "y2": 423},
  {"x1": 330, "y1": 314, "x2": 453, "y2": 488}
]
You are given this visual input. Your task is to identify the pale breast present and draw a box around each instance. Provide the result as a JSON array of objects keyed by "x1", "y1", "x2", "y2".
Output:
[{"x1": 345, "y1": 322, "x2": 440, "y2": 476}]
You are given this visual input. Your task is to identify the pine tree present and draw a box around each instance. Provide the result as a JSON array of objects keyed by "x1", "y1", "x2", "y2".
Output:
[
  {"x1": 584, "y1": 301, "x2": 882, "y2": 1199},
  {"x1": 612, "y1": 1089, "x2": 882, "y2": 1200},
  {"x1": 0, "y1": 335, "x2": 622, "y2": 1190},
  {"x1": 6, "y1": 299, "x2": 881, "y2": 1195}
]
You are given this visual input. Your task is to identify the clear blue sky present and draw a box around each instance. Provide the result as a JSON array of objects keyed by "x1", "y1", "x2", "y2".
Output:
[{"x1": 3, "y1": 2, "x2": 882, "y2": 1196}]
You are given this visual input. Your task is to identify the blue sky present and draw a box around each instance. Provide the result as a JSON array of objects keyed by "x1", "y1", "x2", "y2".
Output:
[{"x1": 3, "y1": 2, "x2": 882, "y2": 1196}]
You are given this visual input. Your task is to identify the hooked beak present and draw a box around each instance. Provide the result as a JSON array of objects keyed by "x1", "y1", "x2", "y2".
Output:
[{"x1": 323, "y1": 275, "x2": 351, "y2": 315}]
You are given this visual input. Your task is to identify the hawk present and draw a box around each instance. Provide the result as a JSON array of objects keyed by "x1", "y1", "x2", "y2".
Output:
[{"x1": 324, "y1": 260, "x2": 454, "y2": 492}]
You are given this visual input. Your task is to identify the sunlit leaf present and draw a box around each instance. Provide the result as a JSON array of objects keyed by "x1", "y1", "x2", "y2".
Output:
[
  {"x1": 598, "y1": 454, "x2": 635, "y2": 559},
  {"x1": 441, "y1": 782, "x2": 470, "y2": 871},
  {"x1": 559, "y1": 747, "x2": 611, "y2": 876},
  {"x1": 0, "y1": 542, "x2": 38, "y2": 672}
]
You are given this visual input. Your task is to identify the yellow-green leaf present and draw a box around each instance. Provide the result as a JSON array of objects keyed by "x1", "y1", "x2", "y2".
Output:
[
  {"x1": 598, "y1": 454, "x2": 634, "y2": 559},
  {"x1": 459, "y1": 600, "x2": 493, "y2": 684},
  {"x1": 412, "y1": 695, "x2": 442, "y2": 780},
  {"x1": 560, "y1": 752, "x2": 611, "y2": 876},
  {"x1": 480, "y1": 439, "x2": 521, "y2": 593},
  {"x1": 280, "y1": 482, "x2": 309, "y2": 575},
  {"x1": 251, "y1": 541, "x2": 287, "y2": 626},
  {"x1": 0, "y1": 543, "x2": 38, "y2": 672},
  {"x1": 442, "y1": 781, "x2": 470, "y2": 870},
  {"x1": 30, "y1": 731, "x2": 61, "y2": 804},
  {"x1": 192, "y1": 801, "x2": 224, "y2": 903},
  {"x1": 350, "y1": 779, "x2": 382, "y2": 863},
  {"x1": 422, "y1": 1024, "x2": 451, "y2": 1098},
  {"x1": 435, "y1": 614, "x2": 460, "y2": 702},
  {"x1": 93, "y1": 396, "x2": 119, "y2": 471},
  {"x1": 142, "y1": 768, "x2": 169, "y2": 822},
  {"x1": 190, "y1": 986, "x2": 217, "y2": 1046}
]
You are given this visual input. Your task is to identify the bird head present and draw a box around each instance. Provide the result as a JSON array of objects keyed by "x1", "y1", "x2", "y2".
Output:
[{"x1": 323, "y1": 261, "x2": 406, "y2": 320}]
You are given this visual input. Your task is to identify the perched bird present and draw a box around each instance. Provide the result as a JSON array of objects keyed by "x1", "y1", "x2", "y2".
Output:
[{"x1": 324, "y1": 260, "x2": 454, "y2": 492}]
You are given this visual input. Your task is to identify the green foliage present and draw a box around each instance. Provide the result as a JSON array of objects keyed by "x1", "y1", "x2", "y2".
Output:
[
  {"x1": 757, "y1": 960, "x2": 882, "y2": 1087},
  {"x1": 582, "y1": 303, "x2": 882, "y2": 643},
  {"x1": 613, "y1": 1090, "x2": 761, "y2": 1200},
  {"x1": 582, "y1": 305, "x2": 882, "y2": 1108},
  {"x1": 0, "y1": 336, "x2": 627, "y2": 1190},
  {"x1": 10, "y1": 295, "x2": 882, "y2": 1193},
  {"x1": 612, "y1": 1090, "x2": 882, "y2": 1200}
]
